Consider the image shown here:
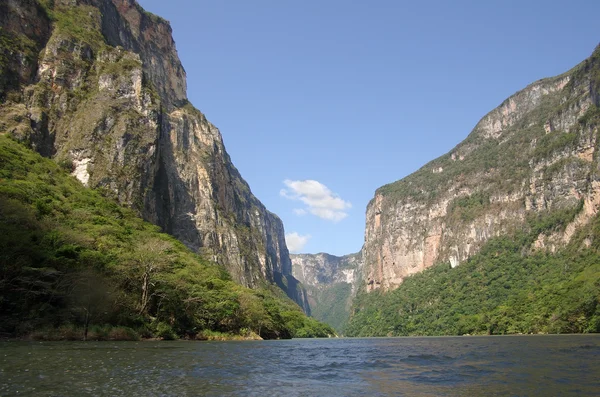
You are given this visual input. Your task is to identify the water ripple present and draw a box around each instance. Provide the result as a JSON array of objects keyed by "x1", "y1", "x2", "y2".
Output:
[{"x1": 1, "y1": 335, "x2": 599, "y2": 396}]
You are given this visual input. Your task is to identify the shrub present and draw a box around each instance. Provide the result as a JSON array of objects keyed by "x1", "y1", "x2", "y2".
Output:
[{"x1": 155, "y1": 322, "x2": 177, "y2": 340}]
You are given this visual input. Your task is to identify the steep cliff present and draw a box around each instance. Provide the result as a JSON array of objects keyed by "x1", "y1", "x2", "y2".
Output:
[
  {"x1": 0, "y1": 0, "x2": 308, "y2": 311},
  {"x1": 363, "y1": 45, "x2": 600, "y2": 292},
  {"x1": 291, "y1": 252, "x2": 362, "y2": 331}
]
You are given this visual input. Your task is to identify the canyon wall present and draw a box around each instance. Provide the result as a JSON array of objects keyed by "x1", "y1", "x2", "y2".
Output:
[
  {"x1": 363, "y1": 46, "x2": 600, "y2": 292},
  {"x1": 0, "y1": 0, "x2": 309, "y2": 311}
]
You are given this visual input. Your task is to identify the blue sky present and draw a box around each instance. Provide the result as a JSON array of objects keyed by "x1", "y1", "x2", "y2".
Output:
[{"x1": 137, "y1": 0, "x2": 600, "y2": 256}]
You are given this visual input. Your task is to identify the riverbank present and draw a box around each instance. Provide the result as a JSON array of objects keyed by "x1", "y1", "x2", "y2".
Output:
[{"x1": 3, "y1": 325, "x2": 264, "y2": 342}]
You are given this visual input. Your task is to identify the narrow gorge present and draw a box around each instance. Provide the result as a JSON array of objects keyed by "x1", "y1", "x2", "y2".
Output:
[
  {"x1": 1, "y1": 0, "x2": 599, "y2": 338},
  {"x1": 291, "y1": 252, "x2": 362, "y2": 332}
]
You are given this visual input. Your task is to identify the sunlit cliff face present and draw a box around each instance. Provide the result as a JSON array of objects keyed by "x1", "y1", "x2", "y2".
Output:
[{"x1": 362, "y1": 49, "x2": 600, "y2": 292}]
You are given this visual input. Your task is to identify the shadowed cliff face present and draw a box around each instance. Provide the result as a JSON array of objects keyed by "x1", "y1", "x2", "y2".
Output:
[
  {"x1": 363, "y1": 46, "x2": 600, "y2": 292},
  {"x1": 0, "y1": 0, "x2": 51, "y2": 96},
  {"x1": 0, "y1": 0, "x2": 309, "y2": 312}
]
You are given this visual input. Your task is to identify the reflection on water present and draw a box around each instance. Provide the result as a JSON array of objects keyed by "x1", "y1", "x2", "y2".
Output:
[{"x1": 1, "y1": 335, "x2": 599, "y2": 396}]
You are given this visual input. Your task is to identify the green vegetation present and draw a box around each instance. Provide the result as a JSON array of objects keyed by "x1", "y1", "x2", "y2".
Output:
[
  {"x1": 38, "y1": 2, "x2": 105, "y2": 50},
  {"x1": 375, "y1": 50, "x2": 600, "y2": 211},
  {"x1": 447, "y1": 192, "x2": 490, "y2": 223},
  {"x1": 578, "y1": 104, "x2": 600, "y2": 128},
  {"x1": 0, "y1": 26, "x2": 37, "y2": 66},
  {"x1": 345, "y1": 206, "x2": 600, "y2": 337},
  {"x1": 0, "y1": 26, "x2": 38, "y2": 97},
  {"x1": 99, "y1": 53, "x2": 142, "y2": 77},
  {"x1": 533, "y1": 131, "x2": 579, "y2": 160},
  {"x1": 306, "y1": 282, "x2": 353, "y2": 334},
  {"x1": 0, "y1": 136, "x2": 334, "y2": 340}
]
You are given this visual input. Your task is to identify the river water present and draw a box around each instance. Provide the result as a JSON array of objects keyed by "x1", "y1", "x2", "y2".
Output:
[{"x1": 1, "y1": 335, "x2": 598, "y2": 396}]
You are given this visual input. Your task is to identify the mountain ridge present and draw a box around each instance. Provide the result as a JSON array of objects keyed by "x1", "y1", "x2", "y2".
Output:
[{"x1": 362, "y1": 44, "x2": 600, "y2": 292}]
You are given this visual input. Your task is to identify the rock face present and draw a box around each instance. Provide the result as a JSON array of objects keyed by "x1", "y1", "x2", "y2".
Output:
[
  {"x1": 292, "y1": 252, "x2": 362, "y2": 287},
  {"x1": 363, "y1": 45, "x2": 600, "y2": 292},
  {"x1": 0, "y1": 0, "x2": 309, "y2": 312},
  {"x1": 291, "y1": 252, "x2": 362, "y2": 331}
]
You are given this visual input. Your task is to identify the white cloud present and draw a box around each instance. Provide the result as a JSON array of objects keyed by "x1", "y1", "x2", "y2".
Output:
[
  {"x1": 293, "y1": 208, "x2": 307, "y2": 216},
  {"x1": 280, "y1": 179, "x2": 352, "y2": 222},
  {"x1": 285, "y1": 232, "x2": 311, "y2": 253}
]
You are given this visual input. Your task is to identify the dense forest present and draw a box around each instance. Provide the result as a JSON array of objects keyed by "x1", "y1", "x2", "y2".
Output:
[
  {"x1": 0, "y1": 136, "x2": 334, "y2": 340},
  {"x1": 305, "y1": 282, "x2": 353, "y2": 333},
  {"x1": 345, "y1": 204, "x2": 600, "y2": 336}
]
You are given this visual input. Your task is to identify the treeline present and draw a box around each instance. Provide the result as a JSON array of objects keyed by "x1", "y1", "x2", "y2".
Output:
[
  {"x1": 346, "y1": 207, "x2": 600, "y2": 337},
  {"x1": 0, "y1": 136, "x2": 334, "y2": 340}
]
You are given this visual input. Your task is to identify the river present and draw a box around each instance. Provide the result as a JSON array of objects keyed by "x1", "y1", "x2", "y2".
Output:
[{"x1": 1, "y1": 335, "x2": 598, "y2": 396}]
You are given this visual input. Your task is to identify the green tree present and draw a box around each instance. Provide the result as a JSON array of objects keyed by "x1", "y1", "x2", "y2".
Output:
[
  {"x1": 239, "y1": 292, "x2": 272, "y2": 336},
  {"x1": 123, "y1": 238, "x2": 175, "y2": 316}
]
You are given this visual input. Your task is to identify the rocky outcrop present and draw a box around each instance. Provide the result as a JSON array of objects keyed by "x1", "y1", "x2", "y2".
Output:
[
  {"x1": 363, "y1": 45, "x2": 600, "y2": 292},
  {"x1": 0, "y1": 0, "x2": 309, "y2": 312},
  {"x1": 292, "y1": 252, "x2": 362, "y2": 287},
  {"x1": 291, "y1": 252, "x2": 362, "y2": 331}
]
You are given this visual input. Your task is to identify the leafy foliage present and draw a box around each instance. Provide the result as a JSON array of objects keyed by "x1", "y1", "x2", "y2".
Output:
[
  {"x1": 533, "y1": 131, "x2": 579, "y2": 160},
  {"x1": 37, "y1": 1, "x2": 105, "y2": 50},
  {"x1": 345, "y1": 207, "x2": 600, "y2": 337},
  {"x1": 447, "y1": 192, "x2": 490, "y2": 222},
  {"x1": 305, "y1": 283, "x2": 353, "y2": 334},
  {"x1": 0, "y1": 27, "x2": 35, "y2": 70},
  {"x1": 0, "y1": 26, "x2": 39, "y2": 98},
  {"x1": 0, "y1": 136, "x2": 333, "y2": 340}
]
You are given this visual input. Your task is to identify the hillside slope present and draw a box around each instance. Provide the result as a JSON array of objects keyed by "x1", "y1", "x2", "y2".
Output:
[{"x1": 0, "y1": 135, "x2": 332, "y2": 339}]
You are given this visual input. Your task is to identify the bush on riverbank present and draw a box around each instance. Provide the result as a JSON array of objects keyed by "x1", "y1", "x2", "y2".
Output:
[{"x1": 196, "y1": 329, "x2": 262, "y2": 341}]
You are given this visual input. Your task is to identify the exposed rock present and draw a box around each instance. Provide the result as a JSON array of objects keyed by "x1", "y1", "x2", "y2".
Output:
[
  {"x1": 363, "y1": 45, "x2": 600, "y2": 292},
  {"x1": 291, "y1": 252, "x2": 362, "y2": 331},
  {"x1": 0, "y1": 0, "x2": 309, "y2": 312},
  {"x1": 292, "y1": 252, "x2": 362, "y2": 287}
]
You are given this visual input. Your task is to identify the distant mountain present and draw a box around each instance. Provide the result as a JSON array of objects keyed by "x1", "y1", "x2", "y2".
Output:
[{"x1": 291, "y1": 252, "x2": 362, "y2": 332}]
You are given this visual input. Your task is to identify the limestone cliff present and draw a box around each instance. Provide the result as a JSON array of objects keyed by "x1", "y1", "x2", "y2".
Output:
[
  {"x1": 291, "y1": 252, "x2": 362, "y2": 331},
  {"x1": 0, "y1": 0, "x2": 309, "y2": 311},
  {"x1": 363, "y1": 45, "x2": 600, "y2": 292}
]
